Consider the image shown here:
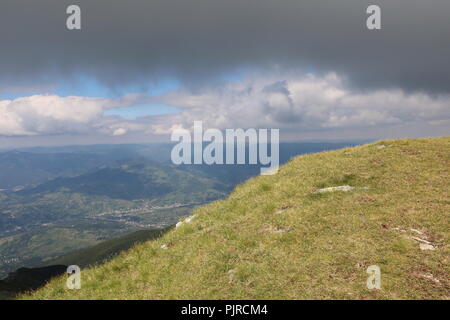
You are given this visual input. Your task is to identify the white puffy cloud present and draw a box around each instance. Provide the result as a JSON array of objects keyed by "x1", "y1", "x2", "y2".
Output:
[
  {"x1": 2, "y1": 73, "x2": 450, "y2": 141},
  {"x1": 112, "y1": 128, "x2": 128, "y2": 136},
  {"x1": 0, "y1": 94, "x2": 150, "y2": 136},
  {"x1": 150, "y1": 73, "x2": 450, "y2": 133}
]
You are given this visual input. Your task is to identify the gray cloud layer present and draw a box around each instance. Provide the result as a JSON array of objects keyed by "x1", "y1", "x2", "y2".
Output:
[
  {"x1": 1, "y1": 0, "x2": 450, "y2": 93},
  {"x1": 149, "y1": 73, "x2": 450, "y2": 133}
]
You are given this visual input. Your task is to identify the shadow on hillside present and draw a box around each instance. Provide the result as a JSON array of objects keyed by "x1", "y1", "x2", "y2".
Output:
[
  {"x1": 0, "y1": 265, "x2": 67, "y2": 300},
  {"x1": 0, "y1": 226, "x2": 174, "y2": 300}
]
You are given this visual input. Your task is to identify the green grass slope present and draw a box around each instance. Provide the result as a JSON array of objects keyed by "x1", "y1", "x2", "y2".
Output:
[
  {"x1": 24, "y1": 137, "x2": 449, "y2": 299},
  {"x1": 41, "y1": 227, "x2": 172, "y2": 269},
  {"x1": 0, "y1": 228, "x2": 171, "y2": 300}
]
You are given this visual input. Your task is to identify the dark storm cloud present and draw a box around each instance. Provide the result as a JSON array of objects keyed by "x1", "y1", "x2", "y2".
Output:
[{"x1": 1, "y1": 0, "x2": 450, "y2": 93}]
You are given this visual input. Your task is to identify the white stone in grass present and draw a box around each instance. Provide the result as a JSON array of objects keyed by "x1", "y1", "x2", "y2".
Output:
[
  {"x1": 410, "y1": 228, "x2": 424, "y2": 235},
  {"x1": 315, "y1": 185, "x2": 370, "y2": 193},
  {"x1": 184, "y1": 214, "x2": 196, "y2": 223},
  {"x1": 273, "y1": 227, "x2": 291, "y2": 234},
  {"x1": 160, "y1": 244, "x2": 168, "y2": 250},
  {"x1": 411, "y1": 236, "x2": 432, "y2": 245},
  {"x1": 421, "y1": 273, "x2": 441, "y2": 284},
  {"x1": 376, "y1": 145, "x2": 386, "y2": 149},
  {"x1": 175, "y1": 214, "x2": 197, "y2": 228},
  {"x1": 410, "y1": 236, "x2": 436, "y2": 250},
  {"x1": 419, "y1": 243, "x2": 436, "y2": 251},
  {"x1": 315, "y1": 185, "x2": 355, "y2": 193},
  {"x1": 228, "y1": 269, "x2": 236, "y2": 282}
]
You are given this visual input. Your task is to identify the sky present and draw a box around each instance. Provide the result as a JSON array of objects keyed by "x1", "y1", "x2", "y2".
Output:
[{"x1": 0, "y1": 0, "x2": 449, "y2": 147}]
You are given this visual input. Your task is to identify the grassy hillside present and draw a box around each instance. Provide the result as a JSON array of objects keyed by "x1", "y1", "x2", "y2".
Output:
[
  {"x1": 0, "y1": 228, "x2": 170, "y2": 300},
  {"x1": 42, "y1": 227, "x2": 172, "y2": 269},
  {"x1": 24, "y1": 137, "x2": 449, "y2": 299}
]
